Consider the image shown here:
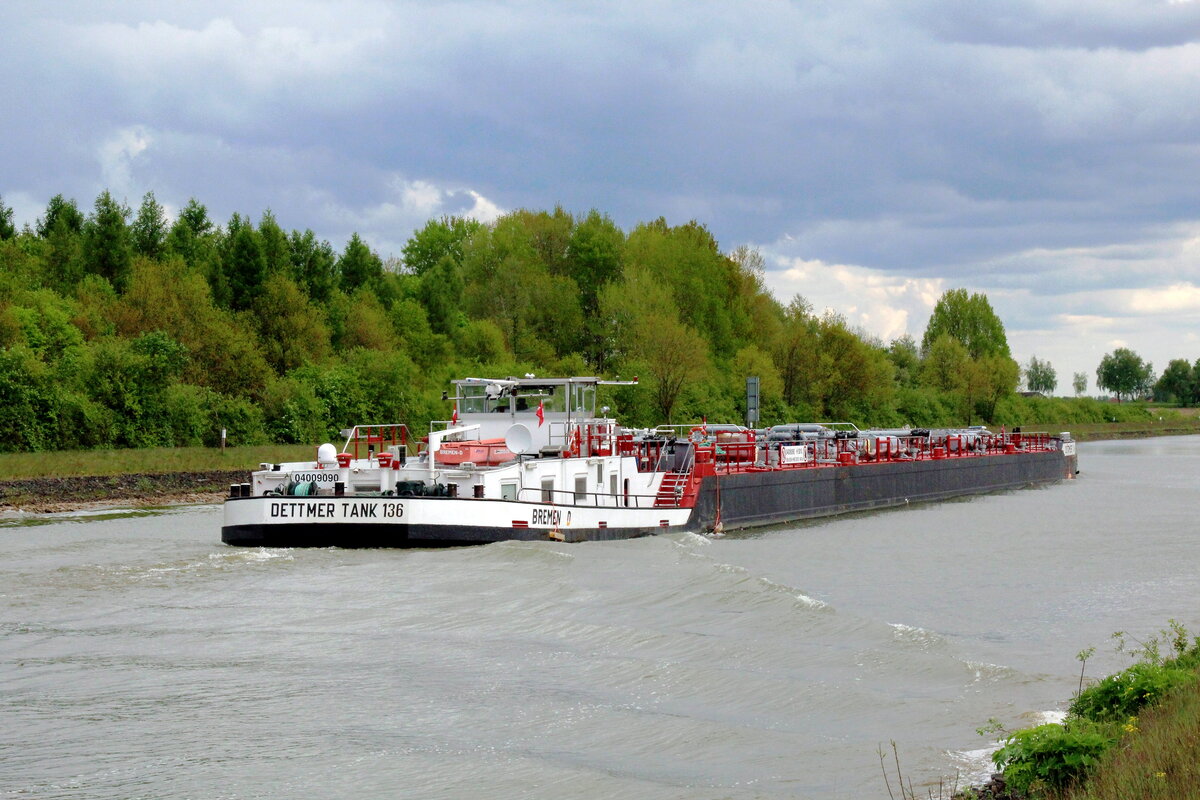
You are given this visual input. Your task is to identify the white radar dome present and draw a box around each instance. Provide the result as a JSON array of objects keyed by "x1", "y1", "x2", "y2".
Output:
[
  {"x1": 317, "y1": 443, "x2": 338, "y2": 464},
  {"x1": 504, "y1": 423, "x2": 534, "y2": 455}
]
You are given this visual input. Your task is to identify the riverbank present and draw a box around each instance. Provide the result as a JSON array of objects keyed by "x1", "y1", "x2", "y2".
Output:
[
  {"x1": 1067, "y1": 418, "x2": 1200, "y2": 440},
  {"x1": 945, "y1": 630, "x2": 1200, "y2": 800},
  {"x1": 0, "y1": 471, "x2": 244, "y2": 514},
  {"x1": 2, "y1": 424, "x2": 1197, "y2": 515}
]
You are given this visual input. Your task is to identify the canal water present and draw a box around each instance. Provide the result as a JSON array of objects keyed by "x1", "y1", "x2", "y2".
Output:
[{"x1": 3, "y1": 437, "x2": 1198, "y2": 799}]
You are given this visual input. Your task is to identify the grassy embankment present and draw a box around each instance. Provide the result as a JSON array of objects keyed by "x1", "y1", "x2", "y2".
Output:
[
  {"x1": 1064, "y1": 406, "x2": 1200, "y2": 441},
  {"x1": 1, "y1": 414, "x2": 1198, "y2": 509},
  {"x1": 1057, "y1": 679, "x2": 1200, "y2": 800},
  {"x1": 0, "y1": 444, "x2": 316, "y2": 509},
  {"x1": 984, "y1": 624, "x2": 1200, "y2": 800},
  {"x1": 4, "y1": 411, "x2": 1200, "y2": 482},
  {"x1": 0, "y1": 443, "x2": 317, "y2": 480},
  {"x1": 888, "y1": 625, "x2": 1200, "y2": 800}
]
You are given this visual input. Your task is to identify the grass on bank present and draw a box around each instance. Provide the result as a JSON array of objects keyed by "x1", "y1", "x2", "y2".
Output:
[
  {"x1": 885, "y1": 623, "x2": 1200, "y2": 800},
  {"x1": 1059, "y1": 680, "x2": 1200, "y2": 800},
  {"x1": 0, "y1": 444, "x2": 318, "y2": 480},
  {"x1": 2, "y1": 417, "x2": 1199, "y2": 481},
  {"x1": 1065, "y1": 417, "x2": 1200, "y2": 440},
  {"x1": 958, "y1": 624, "x2": 1200, "y2": 800}
]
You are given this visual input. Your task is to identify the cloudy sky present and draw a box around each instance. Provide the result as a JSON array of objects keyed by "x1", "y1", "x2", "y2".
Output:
[{"x1": 4, "y1": 1, "x2": 1200, "y2": 392}]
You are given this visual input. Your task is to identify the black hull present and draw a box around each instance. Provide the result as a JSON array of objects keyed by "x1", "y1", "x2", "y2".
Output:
[
  {"x1": 221, "y1": 518, "x2": 675, "y2": 548},
  {"x1": 691, "y1": 450, "x2": 1073, "y2": 531}
]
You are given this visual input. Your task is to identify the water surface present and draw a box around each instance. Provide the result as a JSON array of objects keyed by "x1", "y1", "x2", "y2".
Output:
[{"x1": 3, "y1": 438, "x2": 1198, "y2": 799}]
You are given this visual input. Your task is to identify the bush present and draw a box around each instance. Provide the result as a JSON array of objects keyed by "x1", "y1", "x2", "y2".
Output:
[
  {"x1": 993, "y1": 720, "x2": 1119, "y2": 796},
  {"x1": 208, "y1": 393, "x2": 267, "y2": 447},
  {"x1": 1070, "y1": 662, "x2": 1199, "y2": 723},
  {"x1": 261, "y1": 377, "x2": 329, "y2": 444},
  {"x1": 160, "y1": 383, "x2": 217, "y2": 447}
]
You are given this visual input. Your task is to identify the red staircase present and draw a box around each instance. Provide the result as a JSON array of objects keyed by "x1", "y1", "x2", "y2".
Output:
[{"x1": 654, "y1": 472, "x2": 690, "y2": 507}]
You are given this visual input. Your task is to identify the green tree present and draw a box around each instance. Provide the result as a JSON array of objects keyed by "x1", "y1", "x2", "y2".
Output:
[
  {"x1": 887, "y1": 334, "x2": 921, "y2": 388},
  {"x1": 643, "y1": 315, "x2": 708, "y2": 422},
  {"x1": 253, "y1": 273, "x2": 332, "y2": 372},
  {"x1": 921, "y1": 288, "x2": 1011, "y2": 359},
  {"x1": 36, "y1": 195, "x2": 86, "y2": 291},
  {"x1": 625, "y1": 218, "x2": 740, "y2": 358},
  {"x1": 164, "y1": 198, "x2": 218, "y2": 275},
  {"x1": 972, "y1": 354, "x2": 1020, "y2": 423},
  {"x1": 731, "y1": 345, "x2": 784, "y2": 423},
  {"x1": 566, "y1": 209, "x2": 624, "y2": 314},
  {"x1": 36, "y1": 194, "x2": 84, "y2": 238},
  {"x1": 339, "y1": 232, "x2": 383, "y2": 292},
  {"x1": 340, "y1": 287, "x2": 399, "y2": 352},
  {"x1": 85, "y1": 332, "x2": 190, "y2": 447},
  {"x1": 1155, "y1": 358, "x2": 1196, "y2": 406},
  {"x1": 0, "y1": 195, "x2": 15, "y2": 240},
  {"x1": 1024, "y1": 355, "x2": 1057, "y2": 394},
  {"x1": 812, "y1": 313, "x2": 894, "y2": 420},
  {"x1": 567, "y1": 209, "x2": 625, "y2": 367},
  {"x1": 1, "y1": 289, "x2": 85, "y2": 359},
  {"x1": 1073, "y1": 371, "x2": 1087, "y2": 396},
  {"x1": 1097, "y1": 348, "x2": 1153, "y2": 401},
  {"x1": 222, "y1": 215, "x2": 266, "y2": 311},
  {"x1": 401, "y1": 215, "x2": 483, "y2": 276},
  {"x1": 460, "y1": 212, "x2": 584, "y2": 362},
  {"x1": 257, "y1": 210, "x2": 290, "y2": 276},
  {"x1": 130, "y1": 191, "x2": 168, "y2": 259},
  {"x1": 81, "y1": 190, "x2": 133, "y2": 291},
  {"x1": 597, "y1": 261, "x2": 708, "y2": 421},
  {"x1": 0, "y1": 345, "x2": 54, "y2": 450},
  {"x1": 288, "y1": 229, "x2": 338, "y2": 303},
  {"x1": 45, "y1": 215, "x2": 85, "y2": 292},
  {"x1": 418, "y1": 254, "x2": 463, "y2": 335},
  {"x1": 920, "y1": 334, "x2": 970, "y2": 393},
  {"x1": 108, "y1": 254, "x2": 265, "y2": 399},
  {"x1": 774, "y1": 296, "x2": 818, "y2": 408}
]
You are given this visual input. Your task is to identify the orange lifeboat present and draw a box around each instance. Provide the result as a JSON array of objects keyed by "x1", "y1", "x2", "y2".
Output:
[{"x1": 435, "y1": 438, "x2": 515, "y2": 466}]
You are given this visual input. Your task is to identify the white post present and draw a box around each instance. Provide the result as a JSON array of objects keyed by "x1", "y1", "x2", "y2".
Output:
[{"x1": 427, "y1": 424, "x2": 480, "y2": 485}]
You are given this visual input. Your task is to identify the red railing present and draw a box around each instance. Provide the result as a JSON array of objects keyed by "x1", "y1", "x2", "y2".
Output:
[
  {"x1": 341, "y1": 424, "x2": 411, "y2": 461},
  {"x1": 692, "y1": 431, "x2": 1062, "y2": 475}
]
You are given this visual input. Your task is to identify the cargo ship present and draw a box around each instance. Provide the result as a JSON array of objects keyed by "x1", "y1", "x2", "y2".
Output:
[{"x1": 221, "y1": 376, "x2": 1078, "y2": 548}]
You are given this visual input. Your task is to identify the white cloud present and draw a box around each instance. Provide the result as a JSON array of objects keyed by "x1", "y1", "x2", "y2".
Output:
[
  {"x1": 314, "y1": 176, "x2": 506, "y2": 256},
  {"x1": 4, "y1": 0, "x2": 1200, "y2": 398},
  {"x1": 97, "y1": 125, "x2": 151, "y2": 200},
  {"x1": 762, "y1": 253, "x2": 944, "y2": 343},
  {"x1": 463, "y1": 190, "x2": 503, "y2": 224},
  {"x1": 1128, "y1": 283, "x2": 1200, "y2": 313}
]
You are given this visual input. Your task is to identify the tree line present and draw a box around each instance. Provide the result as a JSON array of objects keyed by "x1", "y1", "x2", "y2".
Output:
[{"x1": 0, "y1": 190, "x2": 1157, "y2": 452}]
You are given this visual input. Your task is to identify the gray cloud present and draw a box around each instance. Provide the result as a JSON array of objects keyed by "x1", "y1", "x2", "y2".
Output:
[{"x1": 3, "y1": 0, "x2": 1200, "y2": 385}]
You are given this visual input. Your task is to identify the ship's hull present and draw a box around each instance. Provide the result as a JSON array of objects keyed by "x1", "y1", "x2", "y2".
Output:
[
  {"x1": 691, "y1": 449, "x2": 1075, "y2": 530},
  {"x1": 221, "y1": 448, "x2": 1076, "y2": 548},
  {"x1": 221, "y1": 496, "x2": 692, "y2": 548}
]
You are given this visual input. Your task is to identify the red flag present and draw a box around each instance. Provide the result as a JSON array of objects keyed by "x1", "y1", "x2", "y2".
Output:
[
  {"x1": 536, "y1": 400, "x2": 545, "y2": 427},
  {"x1": 451, "y1": 404, "x2": 458, "y2": 425}
]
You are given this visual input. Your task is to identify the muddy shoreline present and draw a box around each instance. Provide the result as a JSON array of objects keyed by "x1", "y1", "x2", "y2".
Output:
[{"x1": 0, "y1": 470, "x2": 249, "y2": 514}]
